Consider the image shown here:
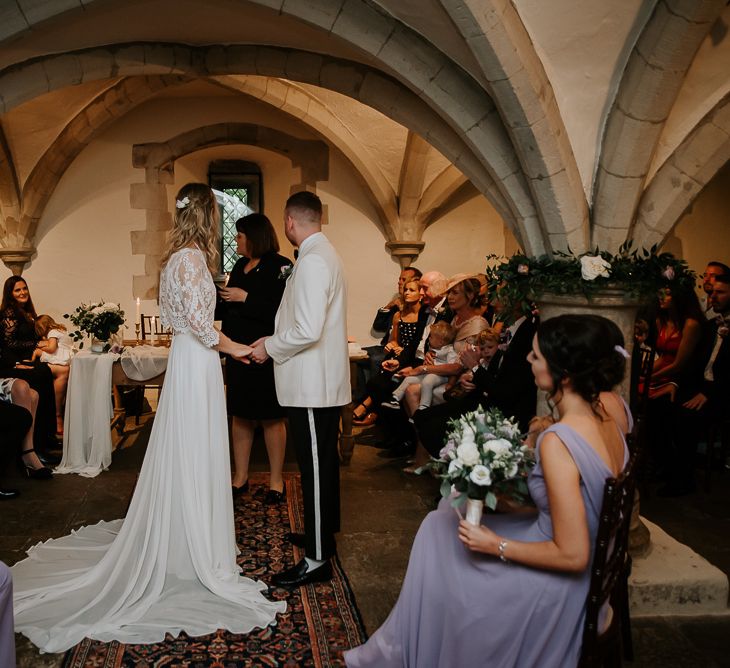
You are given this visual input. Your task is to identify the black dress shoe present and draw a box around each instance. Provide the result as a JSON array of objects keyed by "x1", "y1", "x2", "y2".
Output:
[
  {"x1": 285, "y1": 532, "x2": 306, "y2": 548},
  {"x1": 0, "y1": 488, "x2": 20, "y2": 500},
  {"x1": 264, "y1": 488, "x2": 286, "y2": 505},
  {"x1": 271, "y1": 558, "x2": 333, "y2": 588}
]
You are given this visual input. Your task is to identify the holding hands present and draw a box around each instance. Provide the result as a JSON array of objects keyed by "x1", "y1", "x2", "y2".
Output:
[
  {"x1": 230, "y1": 343, "x2": 253, "y2": 363},
  {"x1": 249, "y1": 337, "x2": 270, "y2": 364}
]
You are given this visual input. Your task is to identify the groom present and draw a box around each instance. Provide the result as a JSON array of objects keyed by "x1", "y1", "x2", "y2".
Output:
[{"x1": 250, "y1": 191, "x2": 350, "y2": 587}]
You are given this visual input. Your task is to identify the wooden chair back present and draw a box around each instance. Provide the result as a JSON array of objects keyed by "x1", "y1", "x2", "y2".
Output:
[
  {"x1": 140, "y1": 314, "x2": 171, "y2": 343},
  {"x1": 579, "y1": 446, "x2": 638, "y2": 667}
]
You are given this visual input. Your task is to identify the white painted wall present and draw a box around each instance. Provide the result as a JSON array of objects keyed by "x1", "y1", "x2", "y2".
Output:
[{"x1": 11, "y1": 95, "x2": 510, "y2": 347}]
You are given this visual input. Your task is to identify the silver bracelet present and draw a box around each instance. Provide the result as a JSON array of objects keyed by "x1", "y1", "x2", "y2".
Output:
[{"x1": 498, "y1": 539, "x2": 509, "y2": 563}]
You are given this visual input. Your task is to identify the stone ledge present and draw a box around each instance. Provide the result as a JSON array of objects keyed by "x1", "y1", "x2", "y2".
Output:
[{"x1": 630, "y1": 518, "x2": 729, "y2": 617}]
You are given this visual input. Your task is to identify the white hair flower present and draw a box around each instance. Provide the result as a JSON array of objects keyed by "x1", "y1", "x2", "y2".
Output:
[{"x1": 176, "y1": 196, "x2": 190, "y2": 209}]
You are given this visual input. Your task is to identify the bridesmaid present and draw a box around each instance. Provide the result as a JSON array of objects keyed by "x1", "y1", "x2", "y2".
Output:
[
  {"x1": 218, "y1": 213, "x2": 292, "y2": 503},
  {"x1": 345, "y1": 314, "x2": 631, "y2": 668}
]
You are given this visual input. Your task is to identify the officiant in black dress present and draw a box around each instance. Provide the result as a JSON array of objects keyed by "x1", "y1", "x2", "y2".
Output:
[{"x1": 217, "y1": 213, "x2": 292, "y2": 503}]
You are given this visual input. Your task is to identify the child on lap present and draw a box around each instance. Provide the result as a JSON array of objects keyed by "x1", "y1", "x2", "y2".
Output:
[
  {"x1": 385, "y1": 321, "x2": 458, "y2": 410},
  {"x1": 32, "y1": 315, "x2": 74, "y2": 435}
]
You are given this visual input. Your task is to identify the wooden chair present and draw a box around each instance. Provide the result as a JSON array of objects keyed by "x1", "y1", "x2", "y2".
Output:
[
  {"x1": 579, "y1": 446, "x2": 638, "y2": 668},
  {"x1": 127, "y1": 314, "x2": 170, "y2": 424},
  {"x1": 140, "y1": 314, "x2": 171, "y2": 343}
]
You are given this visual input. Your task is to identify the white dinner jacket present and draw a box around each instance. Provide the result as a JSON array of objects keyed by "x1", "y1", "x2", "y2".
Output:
[{"x1": 265, "y1": 232, "x2": 351, "y2": 408}]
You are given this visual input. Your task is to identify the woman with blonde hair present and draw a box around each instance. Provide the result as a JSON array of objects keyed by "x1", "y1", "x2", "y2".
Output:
[{"x1": 12, "y1": 183, "x2": 285, "y2": 653}]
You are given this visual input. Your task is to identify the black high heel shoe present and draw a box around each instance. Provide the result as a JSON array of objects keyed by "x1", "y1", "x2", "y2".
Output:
[
  {"x1": 20, "y1": 448, "x2": 54, "y2": 480},
  {"x1": 232, "y1": 480, "x2": 249, "y2": 496}
]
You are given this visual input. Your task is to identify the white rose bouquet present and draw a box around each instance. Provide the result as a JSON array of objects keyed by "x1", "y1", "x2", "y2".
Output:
[
  {"x1": 423, "y1": 407, "x2": 534, "y2": 513},
  {"x1": 64, "y1": 301, "x2": 126, "y2": 350}
]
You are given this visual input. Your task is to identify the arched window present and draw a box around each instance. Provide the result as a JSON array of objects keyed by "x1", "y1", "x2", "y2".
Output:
[{"x1": 208, "y1": 160, "x2": 263, "y2": 275}]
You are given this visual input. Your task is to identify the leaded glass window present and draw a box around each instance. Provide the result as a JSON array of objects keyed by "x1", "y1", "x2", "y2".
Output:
[
  {"x1": 208, "y1": 160, "x2": 263, "y2": 276},
  {"x1": 219, "y1": 187, "x2": 248, "y2": 273}
]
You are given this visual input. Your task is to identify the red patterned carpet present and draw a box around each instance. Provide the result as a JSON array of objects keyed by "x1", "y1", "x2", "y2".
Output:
[{"x1": 62, "y1": 473, "x2": 367, "y2": 667}]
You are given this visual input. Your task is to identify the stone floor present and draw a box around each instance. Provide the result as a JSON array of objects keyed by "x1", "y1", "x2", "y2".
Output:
[{"x1": 2, "y1": 417, "x2": 730, "y2": 667}]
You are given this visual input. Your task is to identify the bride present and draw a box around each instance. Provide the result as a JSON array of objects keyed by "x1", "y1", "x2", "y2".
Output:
[{"x1": 12, "y1": 183, "x2": 285, "y2": 653}]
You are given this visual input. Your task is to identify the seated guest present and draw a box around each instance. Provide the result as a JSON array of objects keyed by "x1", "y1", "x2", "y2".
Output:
[
  {"x1": 32, "y1": 314, "x2": 74, "y2": 435},
  {"x1": 357, "y1": 267, "x2": 422, "y2": 402},
  {"x1": 354, "y1": 278, "x2": 427, "y2": 424},
  {"x1": 0, "y1": 561, "x2": 15, "y2": 668},
  {"x1": 410, "y1": 299, "x2": 537, "y2": 466},
  {"x1": 663, "y1": 273, "x2": 730, "y2": 496},
  {"x1": 0, "y1": 276, "x2": 59, "y2": 463},
  {"x1": 344, "y1": 314, "x2": 631, "y2": 668},
  {"x1": 643, "y1": 285, "x2": 705, "y2": 474},
  {"x1": 384, "y1": 321, "x2": 459, "y2": 411},
  {"x1": 700, "y1": 261, "x2": 730, "y2": 318},
  {"x1": 399, "y1": 275, "x2": 488, "y2": 412},
  {"x1": 413, "y1": 270, "x2": 450, "y2": 361},
  {"x1": 0, "y1": 378, "x2": 52, "y2": 480}
]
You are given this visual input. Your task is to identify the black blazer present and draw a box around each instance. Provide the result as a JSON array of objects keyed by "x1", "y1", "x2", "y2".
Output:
[{"x1": 472, "y1": 317, "x2": 537, "y2": 432}]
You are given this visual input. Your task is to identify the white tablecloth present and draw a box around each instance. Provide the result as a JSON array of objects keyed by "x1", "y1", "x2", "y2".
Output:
[{"x1": 56, "y1": 351, "x2": 120, "y2": 478}]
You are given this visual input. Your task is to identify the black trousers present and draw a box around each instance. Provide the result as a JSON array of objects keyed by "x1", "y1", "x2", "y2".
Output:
[
  {"x1": 287, "y1": 406, "x2": 341, "y2": 560},
  {"x1": 413, "y1": 391, "x2": 483, "y2": 457},
  {"x1": 0, "y1": 401, "x2": 32, "y2": 482}
]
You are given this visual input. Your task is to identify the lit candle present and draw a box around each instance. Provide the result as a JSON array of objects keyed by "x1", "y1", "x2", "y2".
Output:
[
  {"x1": 224, "y1": 272, "x2": 230, "y2": 286},
  {"x1": 135, "y1": 297, "x2": 140, "y2": 325}
]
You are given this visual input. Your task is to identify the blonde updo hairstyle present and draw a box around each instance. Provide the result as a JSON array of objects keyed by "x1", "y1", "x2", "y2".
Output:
[{"x1": 161, "y1": 183, "x2": 220, "y2": 273}]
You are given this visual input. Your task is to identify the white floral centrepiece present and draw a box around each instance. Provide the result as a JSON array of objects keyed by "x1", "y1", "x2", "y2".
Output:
[
  {"x1": 65, "y1": 301, "x2": 126, "y2": 352},
  {"x1": 423, "y1": 408, "x2": 535, "y2": 521}
]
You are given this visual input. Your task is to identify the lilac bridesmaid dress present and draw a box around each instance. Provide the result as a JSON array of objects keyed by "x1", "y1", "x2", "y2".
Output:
[{"x1": 345, "y1": 422, "x2": 629, "y2": 668}]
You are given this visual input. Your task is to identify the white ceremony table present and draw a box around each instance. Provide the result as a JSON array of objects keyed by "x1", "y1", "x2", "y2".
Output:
[{"x1": 56, "y1": 351, "x2": 121, "y2": 478}]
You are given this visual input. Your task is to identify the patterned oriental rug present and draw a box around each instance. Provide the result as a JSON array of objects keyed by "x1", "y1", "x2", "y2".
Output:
[{"x1": 62, "y1": 472, "x2": 367, "y2": 667}]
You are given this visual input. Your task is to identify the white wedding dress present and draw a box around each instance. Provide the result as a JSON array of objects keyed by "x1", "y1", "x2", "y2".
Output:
[{"x1": 12, "y1": 247, "x2": 285, "y2": 653}]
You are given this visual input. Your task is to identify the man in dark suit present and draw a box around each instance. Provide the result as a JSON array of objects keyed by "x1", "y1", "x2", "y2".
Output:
[
  {"x1": 413, "y1": 310, "x2": 537, "y2": 458},
  {"x1": 662, "y1": 273, "x2": 730, "y2": 496}
]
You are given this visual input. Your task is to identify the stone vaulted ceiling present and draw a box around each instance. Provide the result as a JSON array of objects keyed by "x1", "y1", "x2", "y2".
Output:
[{"x1": 0, "y1": 0, "x2": 728, "y2": 273}]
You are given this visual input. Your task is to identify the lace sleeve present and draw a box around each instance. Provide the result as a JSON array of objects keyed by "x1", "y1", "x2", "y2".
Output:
[{"x1": 175, "y1": 251, "x2": 220, "y2": 348}]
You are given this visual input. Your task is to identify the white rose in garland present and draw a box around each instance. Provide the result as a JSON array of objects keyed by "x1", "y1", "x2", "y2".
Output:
[{"x1": 579, "y1": 255, "x2": 611, "y2": 281}]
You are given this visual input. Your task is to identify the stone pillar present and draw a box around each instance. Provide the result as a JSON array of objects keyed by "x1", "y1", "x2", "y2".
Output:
[{"x1": 534, "y1": 288, "x2": 651, "y2": 557}]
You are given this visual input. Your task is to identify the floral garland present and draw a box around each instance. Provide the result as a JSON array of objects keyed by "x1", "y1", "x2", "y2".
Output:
[{"x1": 485, "y1": 242, "x2": 696, "y2": 319}]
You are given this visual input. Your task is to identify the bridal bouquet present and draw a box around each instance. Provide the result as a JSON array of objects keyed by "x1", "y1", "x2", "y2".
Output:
[
  {"x1": 65, "y1": 301, "x2": 126, "y2": 349},
  {"x1": 424, "y1": 408, "x2": 534, "y2": 520}
]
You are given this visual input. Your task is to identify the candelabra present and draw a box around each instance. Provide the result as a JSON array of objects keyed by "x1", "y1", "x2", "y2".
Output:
[{"x1": 135, "y1": 322, "x2": 140, "y2": 345}]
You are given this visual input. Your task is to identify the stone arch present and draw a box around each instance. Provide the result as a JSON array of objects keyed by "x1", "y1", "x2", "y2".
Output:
[
  {"x1": 632, "y1": 92, "x2": 730, "y2": 249},
  {"x1": 130, "y1": 122, "x2": 329, "y2": 299},
  {"x1": 0, "y1": 42, "x2": 542, "y2": 255},
  {"x1": 210, "y1": 75, "x2": 399, "y2": 240},
  {"x1": 439, "y1": 0, "x2": 589, "y2": 253},
  {"x1": 592, "y1": 0, "x2": 726, "y2": 250}
]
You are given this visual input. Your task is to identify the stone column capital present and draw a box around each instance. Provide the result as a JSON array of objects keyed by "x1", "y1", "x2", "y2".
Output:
[
  {"x1": 0, "y1": 247, "x2": 35, "y2": 274},
  {"x1": 385, "y1": 240, "x2": 425, "y2": 268}
]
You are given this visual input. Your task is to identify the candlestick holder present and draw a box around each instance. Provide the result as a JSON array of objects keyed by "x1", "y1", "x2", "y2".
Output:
[{"x1": 135, "y1": 322, "x2": 140, "y2": 344}]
